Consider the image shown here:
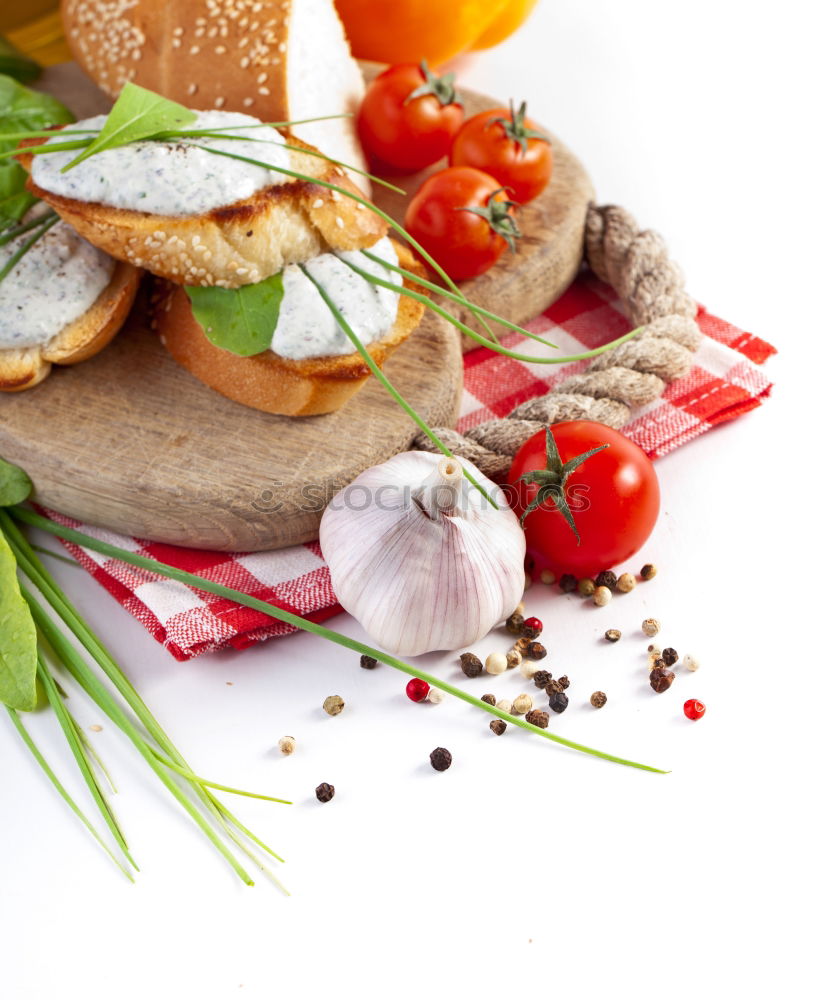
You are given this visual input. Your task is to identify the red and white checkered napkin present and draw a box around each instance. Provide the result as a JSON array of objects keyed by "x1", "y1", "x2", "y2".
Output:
[{"x1": 47, "y1": 271, "x2": 775, "y2": 660}]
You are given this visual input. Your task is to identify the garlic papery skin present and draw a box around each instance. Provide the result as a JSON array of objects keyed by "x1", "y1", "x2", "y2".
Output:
[{"x1": 319, "y1": 451, "x2": 526, "y2": 657}]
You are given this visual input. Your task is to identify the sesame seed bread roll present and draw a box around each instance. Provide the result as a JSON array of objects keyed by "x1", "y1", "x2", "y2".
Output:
[
  {"x1": 153, "y1": 239, "x2": 425, "y2": 416},
  {"x1": 61, "y1": 0, "x2": 370, "y2": 193},
  {"x1": 0, "y1": 260, "x2": 141, "y2": 391},
  {"x1": 18, "y1": 133, "x2": 387, "y2": 289}
]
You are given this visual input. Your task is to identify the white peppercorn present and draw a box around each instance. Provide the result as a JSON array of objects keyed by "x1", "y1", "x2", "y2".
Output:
[
  {"x1": 496, "y1": 699, "x2": 513, "y2": 714},
  {"x1": 278, "y1": 736, "x2": 296, "y2": 756},
  {"x1": 512, "y1": 693, "x2": 533, "y2": 715},
  {"x1": 616, "y1": 572, "x2": 636, "y2": 593},
  {"x1": 593, "y1": 585, "x2": 612, "y2": 607},
  {"x1": 506, "y1": 649, "x2": 523, "y2": 670},
  {"x1": 428, "y1": 688, "x2": 445, "y2": 704},
  {"x1": 485, "y1": 652, "x2": 507, "y2": 675},
  {"x1": 322, "y1": 695, "x2": 345, "y2": 716},
  {"x1": 519, "y1": 659, "x2": 539, "y2": 680},
  {"x1": 642, "y1": 618, "x2": 661, "y2": 637},
  {"x1": 684, "y1": 653, "x2": 700, "y2": 672}
]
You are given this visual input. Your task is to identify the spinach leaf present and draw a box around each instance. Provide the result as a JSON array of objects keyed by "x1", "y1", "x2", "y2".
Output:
[
  {"x1": 185, "y1": 273, "x2": 285, "y2": 357},
  {"x1": 0, "y1": 456, "x2": 32, "y2": 506},
  {"x1": 0, "y1": 73, "x2": 72, "y2": 229},
  {"x1": 63, "y1": 82, "x2": 196, "y2": 171},
  {"x1": 0, "y1": 38, "x2": 40, "y2": 84},
  {"x1": 0, "y1": 530, "x2": 37, "y2": 711}
]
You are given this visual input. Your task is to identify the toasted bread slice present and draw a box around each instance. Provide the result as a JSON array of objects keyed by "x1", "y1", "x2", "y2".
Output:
[
  {"x1": 0, "y1": 260, "x2": 141, "y2": 392},
  {"x1": 18, "y1": 134, "x2": 386, "y2": 289},
  {"x1": 154, "y1": 241, "x2": 424, "y2": 416}
]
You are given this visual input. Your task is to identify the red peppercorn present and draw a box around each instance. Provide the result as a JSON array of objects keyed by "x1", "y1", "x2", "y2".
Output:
[
  {"x1": 684, "y1": 699, "x2": 706, "y2": 721},
  {"x1": 522, "y1": 616, "x2": 543, "y2": 640},
  {"x1": 405, "y1": 678, "x2": 430, "y2": 702}
]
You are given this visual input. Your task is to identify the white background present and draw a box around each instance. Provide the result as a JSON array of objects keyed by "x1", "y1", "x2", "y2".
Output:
[{"x1": 2, "y1": 1, "x2": 838, "y2": 997}]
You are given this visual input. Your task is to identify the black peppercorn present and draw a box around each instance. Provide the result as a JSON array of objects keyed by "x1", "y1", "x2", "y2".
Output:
[
  {"x1": 429, "y1": 747, "x2": 452, "y2": 771},
  {"x1": 559, "y1": 573, "x2": 578, "y2": 593},
  {"x1": 544, "y1": 678, "x2": 563, "y2": 697},
  {"x1": 489, "y1": 719, "x2": 507, "y2": 736},
  {"x1": 360, "y1": 654, "x2": 378, "y2": 669},
  {"x1": 605, "y1": 629, "x2": 622, "y2": 643},
  {"x1": 533, "y1": 669, "x2": 552, "y2": 690},
  {"x1": 649, "y1": 666, "x2": 675, "y2": 693},
  {"x1": 595, "y1": 570, "x2": 617, "y2": 590},
  {"x1": 525, "y1": 709, "x2": 549, "y2": 729},
  {"x1": 557, "y1": 675, "x2": 570, "y2": 691},
  {"x1": 590, "y1": 691, "x2": 608, "y2": 709},
  {"x1": 460, "y1": 652, "x2": 483, "y2": 678},
  {"x1": 315, "y1": 782, "x2": 335, "y2": 803},
  {"x1": 640, "y1": 563, "x2": 658, "y2": 581},
  {"x1": 525, "y1": 641, "x2": 547, "y2": 661},
  {"x1": 661, "y1": 647, "x2": 679, "y2": 666},
  {"x1": 549, "y1": 691, "x2": 569, "y2": 713},
  {"x1": 481, "y1": 693, "x2": 497, "y2": 706},
  {"x1": 505, "y1": 612, "x2": 525, "y2": 636}
]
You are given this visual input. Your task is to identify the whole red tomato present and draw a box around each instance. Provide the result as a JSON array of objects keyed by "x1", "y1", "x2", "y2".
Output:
[
  {"x1": 404, "y1": 166, "x2": 520, "y2": 281},
  {"x1": 357, "y1": 62, "x2": 464, "y2": 172},
  {"x1": 450, "y1": 101, "x2": 553, "y2": 203},
  {"x1": 508, "y1": 421, "x2": 660, "y2": 577}
]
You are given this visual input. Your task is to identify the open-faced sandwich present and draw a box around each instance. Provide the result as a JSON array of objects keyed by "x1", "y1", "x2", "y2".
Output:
[{"x1": 16, "y1": 88, "x2": 425, "y2": 414}]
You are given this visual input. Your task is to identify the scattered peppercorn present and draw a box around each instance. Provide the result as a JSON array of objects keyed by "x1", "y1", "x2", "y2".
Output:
[
  {"x1": 684, "y1": 698, "x2": 706, "y2": 721},
  {"x1": 525, "y1": 641, "x2": 547, "y2": 661},
  {"x1": 514, "y1": 636, "x2": 531, "y2": 654},
  {"x1": 540, "y1": 569, "x2": 557, "y2": 586},
  {"x1": 605, "y1": 628, "x2": 622, "y2": 643},
  {"x1": 490, "y1": 719, "x2": 507, "y2": 736},
  {"x1": 405, "y1": 678, "x2": 430, "y2": 702},
  {"x1": 315, "y1": 782, "x2": 335, "y2": 803},
  {"x1": 360, "y1": 654, "x2": 378, "y2": 669},
  {"x1": 593, "y1": 586, "x2": 612, "y2": 607},
  {"x1": 640, "y1": 563, "x2": 658, "y2": 581},
  {"x1": 649, "y1": 666, "x2": 675, "y2": 693},
  {"x1": 549, "y1": 691, "x2": 569, "y2": 713},
  {"x1": 512, "y1": 693, "x2": 534, "y2": 715},
  {"x1": 519, "y1": 659, "x2": 538, "y2": 680},
  {"x1": 481, "y1": 693, "x2": 497, "y2": 706},
  {"x1": 595, "y1": 570, "x2": 617, "y2": 590},
  {"x1": 506, "y1": 649, "x2": 523, "y2": 670},
  {"x1": 428, "y1": 688, "x2": 445, "y2": 705},
  {"x1": 496, "y1": 699, "x2": 513, "y2": 714},
  {"x1": 616, "y1": 572, "x2": 636, "y2": 593},
  {"x1": 661, "y1": 647, "x2": 679, "y2": 666},
  {"x1": 322, "y1": 695, "x2": 345, "y2": 716},
  {"x1": 590, "y1": 691, "x2": 607, "y2": 709},
  {"x1": 557, "y1": 675, "x2": 570, "y2": 691},
  {"x1": 278, "y1": 736, "x2": 296, "y2": 755},
  {"x1": 460, "y1": 652, "x2": 483, "y2": 678},
  {"x1": 429, "y1": 747, "x2": 452, "y2": 771},
  {"x1": 684, "y1": 654, "x2": 700, "y2": 672},
  {"x1": 525, "y1": 709, "x2": 550, "y2": 728},
  {"x1": 522, "y1": 616, "x2": 543, "y2": 640},
  {"x1": 485, "y1": 651, "x2": 507, "y2": 675},
  {"x1": 560, "y1": 573, "x2": 578, "y2": 593},
  {"x1": 578, "y1": 577, "x2": 596, "y2": 597},
  {"x1": 642, "y1": 617, "x2": 661, "y2": 637},
  {"x1": 514, "y1": 601, "x2": 525, "y2": 616},
  {"x1": 505, "y1": 612, "x2": 525, "y2": 636},
  {"x1": 544, "y1": 678, "x2": 564, "y2": 697},
  {"x1": 533, "y1": 669, "x2": 552, "y2": 690}
]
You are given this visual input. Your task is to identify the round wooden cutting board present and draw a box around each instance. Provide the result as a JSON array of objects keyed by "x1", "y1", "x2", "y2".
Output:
[{"x1": 0, "y1": 64, "x2": 593, "y2": 551}]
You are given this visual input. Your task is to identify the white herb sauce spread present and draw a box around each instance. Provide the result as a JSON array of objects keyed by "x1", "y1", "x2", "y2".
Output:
[
  {"x1": 0, "y1": 213, "x2": 114, "y2": 350},
  {"x1": 270, "y1": 237, "x2": 402, "y2": 360},
  {"x1": 31, "y1": 111, "x2": 291, "y2": 217}
]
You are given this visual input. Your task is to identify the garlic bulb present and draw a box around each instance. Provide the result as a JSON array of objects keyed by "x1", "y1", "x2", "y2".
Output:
[{"x1": 319, "y1": 451, "x2": 526, "y2": 656}]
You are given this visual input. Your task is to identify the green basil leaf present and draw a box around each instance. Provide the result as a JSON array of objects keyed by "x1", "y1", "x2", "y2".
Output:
[
  {"x1": 185, "y1": 273, "x2": 284, "y2": 357},
  {"x1": 0, "y1": 73, "x2": 72, "y2": 229},
  {"x1": 63, "y1": 82, "x2": 197, "y2": 170},
  {"x1": 0, "y1": 530, "x2": 37, "y2": 711},
  {"x1": 0, "y1": 456, "x2": 32, "y2": 506},
  {"x1": 0, "y1": 38, "x2": 40, "y2": 84}
]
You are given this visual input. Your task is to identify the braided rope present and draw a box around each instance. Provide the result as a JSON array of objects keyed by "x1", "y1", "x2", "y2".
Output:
[{"x1": 413, "y1": 204, "x2": 703, "y2": 479}]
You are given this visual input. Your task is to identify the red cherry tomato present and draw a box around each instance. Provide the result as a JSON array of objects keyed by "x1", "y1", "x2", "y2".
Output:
[
  {"x1": 508, "y1": 421, "x2": 660, "y2": 577},
  {"x1": 357, "y1": 63, "x2": 464, "y2": 172},
  {"x1": 450, "y1": 101, "x2": 553, "y2": 203},
  {"x1": 404, "y1": 166, "x2": 519, "y2": 281}
]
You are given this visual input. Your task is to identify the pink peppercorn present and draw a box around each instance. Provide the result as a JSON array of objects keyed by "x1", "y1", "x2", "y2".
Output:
[
  {"x1": 684, "y1": 699, "x2": 706, "y2": 721},
  {"x1": 406, "y1": 678, "x2": 431, "y2": 702}
]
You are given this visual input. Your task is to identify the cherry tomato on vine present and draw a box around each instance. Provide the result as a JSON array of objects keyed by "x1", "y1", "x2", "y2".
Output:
[
  {"x1": 508, "y1": 421, "x2": 660, "y2": 577},
  {"x1": 357, "y1": 62, "x2": 464, "y2": 172},
  {"x1": 450, "y1": 101, "x2": 553, "y2": 203},
  {"x1": 404, "y1": 166, "x2": 520, "y2": 281}
]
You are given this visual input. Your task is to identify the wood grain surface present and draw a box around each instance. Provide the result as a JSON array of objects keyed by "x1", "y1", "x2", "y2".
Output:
[{"x1": 0, "y1": 63, "x2": 593, "y2": 551}]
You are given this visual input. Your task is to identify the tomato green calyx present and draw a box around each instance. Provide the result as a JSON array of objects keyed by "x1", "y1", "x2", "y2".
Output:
[
  {"x1": 405, "y1": 60, "x2": 462, "y2": 107},
  {"x1": 487, "y1": 100, "x2": 548, "y2": 156},
  {"x1": 457, "y1": 188, "x2": 522, "y2": 252},
  {"x1": 516, "y1": 429, "x2": 609, "y2": 542}
]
